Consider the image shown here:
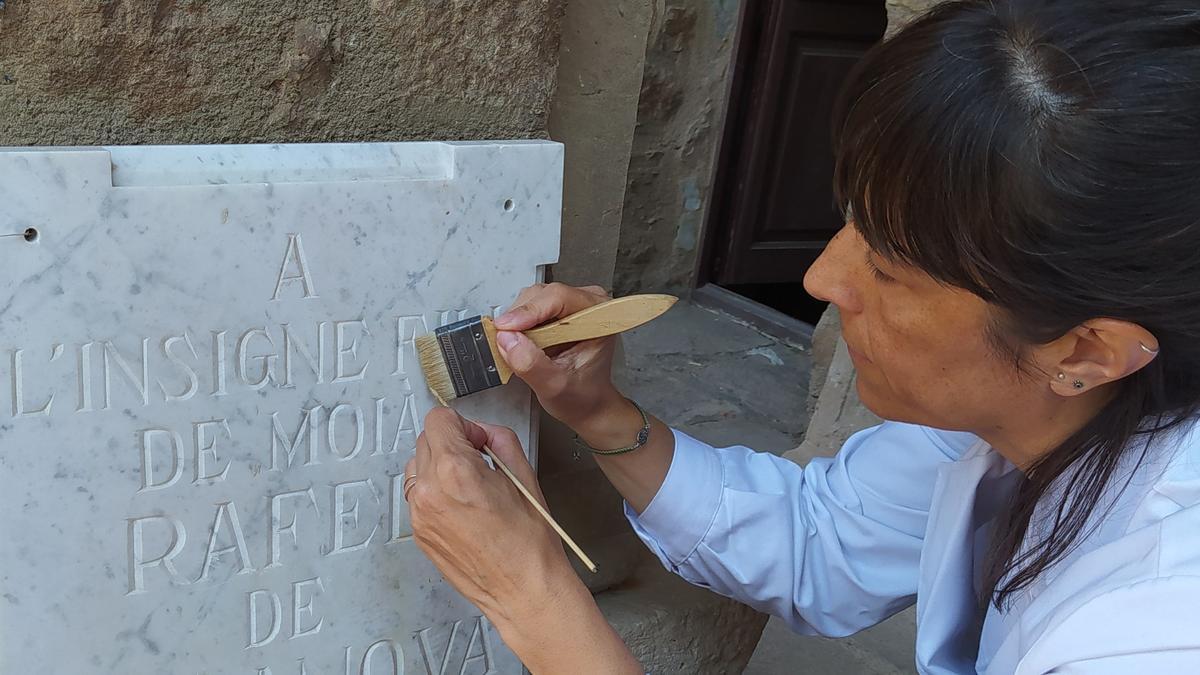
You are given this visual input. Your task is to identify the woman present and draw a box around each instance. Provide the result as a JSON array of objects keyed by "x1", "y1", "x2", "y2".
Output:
[{"x1": 404, "y1": 1, "x2": 1200, "y2": 672}]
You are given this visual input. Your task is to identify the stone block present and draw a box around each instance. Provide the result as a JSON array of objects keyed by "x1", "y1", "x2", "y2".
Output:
[
  {"x1": 0, "y1": 141, "x2": 562, "y2": 673},
  {"x1": 541, "y1": 466, "x2": 650, "y2": 593},
  {"x1": 599, "y1": 561, "x2": 768, "y2": 674},
  {"x1": 0, "y1": 1, "x2": 566, "y2": 145}
]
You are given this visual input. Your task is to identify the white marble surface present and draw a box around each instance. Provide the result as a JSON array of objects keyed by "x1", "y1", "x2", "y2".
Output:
[{"x1": 0, "y1": 141, "x2": 562, "y2": 674}]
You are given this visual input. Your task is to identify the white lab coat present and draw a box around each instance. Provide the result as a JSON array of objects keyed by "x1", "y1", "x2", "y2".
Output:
[{"x1": 625, "y1": 421, "x2": 1200, "y2": 673}]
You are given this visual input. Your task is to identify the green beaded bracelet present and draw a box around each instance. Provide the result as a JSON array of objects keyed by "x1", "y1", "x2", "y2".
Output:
[{"x1": 574, "y1": 399, "x2": 651, "y2": 456}]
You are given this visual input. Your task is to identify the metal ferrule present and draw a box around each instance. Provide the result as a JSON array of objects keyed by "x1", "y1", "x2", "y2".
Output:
[{"x1": 434, "y1": 316, "x2": 503, "y2": 398}]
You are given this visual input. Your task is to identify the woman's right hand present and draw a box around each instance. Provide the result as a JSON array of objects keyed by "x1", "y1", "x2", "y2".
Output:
[
  {"x1": 496, "y1": 282, "x2": 674, "y2": 515},
  {"x1": 493, "y1": 282, "x2": 627, "y2": 431}
]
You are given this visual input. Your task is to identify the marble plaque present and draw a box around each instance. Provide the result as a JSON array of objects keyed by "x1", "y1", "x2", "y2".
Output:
[{"x1": 0, "y1": 141, "x2": 562, "y2": 674}]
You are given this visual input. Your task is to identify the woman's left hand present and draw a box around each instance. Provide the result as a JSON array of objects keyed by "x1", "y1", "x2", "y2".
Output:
[
  {"x1": 405, "y1": 408, "x2": 644, "y2": 674},
  {"x1": 404, "y1": 408, "x2": 575, "y2": 628}
]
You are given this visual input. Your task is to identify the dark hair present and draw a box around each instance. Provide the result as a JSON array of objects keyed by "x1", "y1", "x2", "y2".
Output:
[{"x1": 832, "y1": 0, "x2": 1200, "y2": 609}]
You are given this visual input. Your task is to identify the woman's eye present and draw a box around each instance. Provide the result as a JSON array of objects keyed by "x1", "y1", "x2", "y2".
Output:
[{"x1": 866, "y1": 258, "x2": 895, "y2": 283}]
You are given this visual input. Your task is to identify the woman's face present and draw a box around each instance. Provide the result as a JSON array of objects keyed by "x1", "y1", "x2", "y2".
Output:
[{"x1": 803, "y1": 224, "x2": 1044, "y2": 435}]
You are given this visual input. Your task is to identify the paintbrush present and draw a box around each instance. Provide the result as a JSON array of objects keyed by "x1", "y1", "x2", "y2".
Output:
[
  {"x1": 416, "y1": 294, "x2": 677, "y2": 404},
  {"x1": 415, "y1": 294, "x2": 677, "y2": 574}
]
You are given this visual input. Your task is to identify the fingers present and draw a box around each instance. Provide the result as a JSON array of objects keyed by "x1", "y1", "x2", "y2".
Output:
[
  {"x1": 417, "y1": 408, "x2": 489, "y2": 487},
  {"x1": 423, "y1": 407, "x2": 487, "y2": 455},
  {"x1": 508, "y1": 283, "x2": 547, "y2": 312},
  {"x1": 415, "y1": 407, "x2": 472, "y2": 464},
  {"x1": 494, "y1": 282, "x2": 608, "y2": 330},
  {"x1": 473, "y1": 421, "x2": 538, "y2": 488},
  {"x1": 403, "y1": 457, "x2": 419, "y2": 503},
  {"x1": 414, "y1": 426, "x2": 432, "y2": 472},
  {"x1": 416, "y1": 410, "x2": 545, "y2": 511},
  {"x1": 580, "y1": 285, "x2": 611, "y2": 299},
  {"x1": 495, "y1": 330, "x2": 569, "y2": 396}
]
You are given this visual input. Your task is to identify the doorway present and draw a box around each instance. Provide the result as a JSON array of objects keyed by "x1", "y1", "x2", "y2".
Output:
[{"x1": 700, "y1": 0, "x2": 888, "y2": 326}]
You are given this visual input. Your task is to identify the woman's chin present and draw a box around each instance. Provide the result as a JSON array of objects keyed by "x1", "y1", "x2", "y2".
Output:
[{"x1": 853, "y1": 376, "x2": 913, "y2": 425}]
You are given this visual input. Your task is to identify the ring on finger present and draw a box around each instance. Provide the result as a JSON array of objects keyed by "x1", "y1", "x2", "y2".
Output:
[{"x1": 402, "y1": 474, "x2": 418, "y2": 501}]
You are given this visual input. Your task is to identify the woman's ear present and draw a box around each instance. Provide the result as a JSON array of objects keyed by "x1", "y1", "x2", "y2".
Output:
[{"x1": 1047, "y1": 319, "x2": 1159, "y2": 396}]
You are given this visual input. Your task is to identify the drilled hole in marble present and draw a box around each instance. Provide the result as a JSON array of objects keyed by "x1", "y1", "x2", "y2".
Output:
[
  {"x1": 23, "y1": 227, "x2": 39, "y2": 243},
  {"x1": 503, "y1": 199, "x2": 515, "y2": 212}
]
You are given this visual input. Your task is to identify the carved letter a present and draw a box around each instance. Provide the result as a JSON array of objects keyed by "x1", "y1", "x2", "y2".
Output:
[{"x1": 271, "y1": 233, "x2": 319, "y2": 301}]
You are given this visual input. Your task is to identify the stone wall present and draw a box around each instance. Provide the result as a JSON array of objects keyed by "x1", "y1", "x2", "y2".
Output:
[
  {"x1": 547, "y1": 0, "x2": 652, "y2": 289},
  {"x1": 0, "y1": 1, "x2": 564, "y2": 144},
  {"x1": 888, "y1": 0, "x2": 940, "y2": 34},
  {"x1": 613, "y1": 0, "x2": 741, "y2": 294}
]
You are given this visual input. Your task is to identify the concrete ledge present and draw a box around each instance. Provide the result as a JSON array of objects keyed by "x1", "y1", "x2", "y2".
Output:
[{"x1": 692, "y1": 284, "x2": 815, "y2": 347}]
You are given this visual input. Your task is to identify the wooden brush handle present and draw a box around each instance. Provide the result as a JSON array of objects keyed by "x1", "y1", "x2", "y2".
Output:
[{"x1": 523, "y1": 294, "x2": 678, "y2": 349}]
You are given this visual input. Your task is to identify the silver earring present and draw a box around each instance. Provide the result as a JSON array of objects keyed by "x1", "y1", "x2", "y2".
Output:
[
  {"x1": 1057, "y1": 373, "x2": 1067, "y2": 381},
  {"x1": 1073, "y1": 380, "x2": 1085, "y2": 390},
  {"x1": 1140, "y1": 343, "x2": 1160, "y2": 355}
]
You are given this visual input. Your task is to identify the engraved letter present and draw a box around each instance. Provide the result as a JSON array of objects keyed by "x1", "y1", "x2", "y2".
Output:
[
  {"x1": 247, "y1": 589, "x2": 282, "y2": 648},
  {"x1": 282, "y1": 322, "x2": 327, "y2": 387},
  {"x1": 291, "y1": 576, "x2": 325, "y2": 640},
  {"x1": 360, "y1": 640, "x2": 402, "y2": 675},
  {"x1": 436, "y1": 309, "x2": 469, "y2": 327},
  {"x1": 327, "y1": 403, "x2": 364, "y2": 461},
  {"x1": 77, "y1": 342, "x2": 95, "y2": 413},
  {"x1": 158, "y1": 333, "x2": 199, "y2": 403},
  {"x1": 211, "y1": 330, "x2": 228, "y2": 397},
  {"x1": 270, "y1": 406, "x2": 322, "y2": 471},
  {"x1": 460, "y1": 616, "x2": 496, "y2": 674},
  {"x1": 139, "y1": 428, "x2": 185, "y2": 493},
  {"x1": 271, "y1": 233, "x2": 319, "y2": 301},
  {"x1": 127, "y1": 515, "x2": 187, "y2": 595},
  {"x1": 388, "y1": 473, "x2": 413, "y2": 544},
  {"x1": 373, "y1": 397, "x2": 387, "y2": 457},
  {"x1": 416, "y1": 617, "x2": 496, "y2": 675},
  {"x1": 392, "y1": 315, "x2": 428, "y2": 377},
  {"x1": 375, "y1": 391, "x2": 420, "y2": 456},
  {"x1": 333, "y1": 320, "x2": 370, "y2": 384},
  {"x1": 10, "y1": 348, "x2": 54, "y2": 418},
  {"x1": 102, "y1": 338, "x2": 151, "y2": 408},
  {"x1": 236, "y1": 328, "x2": 277, "y2": 390},
  {"x1": 193, "y1": 418, "x2": 233, "y2": 485},
  {"x1": 195, "y1": 501, "x2": 254, "y2": 583},
  {"x1": 267, "y1": 488, "x2": 319, "y2": 569},
  {"x1": 329, "y1": 479, "x2": 380, "y2": 556}
]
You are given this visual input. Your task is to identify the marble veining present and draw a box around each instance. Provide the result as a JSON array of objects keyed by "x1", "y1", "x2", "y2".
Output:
[{"x1": 0, "y1": 141, "x2": 562, "y2": 674}]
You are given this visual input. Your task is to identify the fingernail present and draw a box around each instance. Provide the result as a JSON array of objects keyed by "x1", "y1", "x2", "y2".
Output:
[
  {"x1": 495, "y1": 310, "x2": 519, "y2": 328},
  {"x1": 497, "y1": 331, "x2": 520, "y2": 351}
]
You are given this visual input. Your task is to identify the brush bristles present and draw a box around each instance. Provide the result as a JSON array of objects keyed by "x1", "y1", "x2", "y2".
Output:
[{"x1": 415, "y1": 333, "x2": 460, "y2": 404}]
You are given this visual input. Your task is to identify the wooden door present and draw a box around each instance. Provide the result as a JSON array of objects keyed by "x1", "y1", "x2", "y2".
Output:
[{"x1": 705, "y1": 0, "x2": 886, "y2": 288}]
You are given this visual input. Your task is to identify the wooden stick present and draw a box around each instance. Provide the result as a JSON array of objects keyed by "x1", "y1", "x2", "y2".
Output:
[{"x1": 429, "y1": 390, "x2": 598, "y2": 573}]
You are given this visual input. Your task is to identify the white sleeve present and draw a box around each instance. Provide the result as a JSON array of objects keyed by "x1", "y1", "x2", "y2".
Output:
[
  {"x1": 1018, "y1": 576, "x2": 1200, "y2": 674},
  {"x1": 625, "y1": 422, "x2": 976, "y2": 636}
]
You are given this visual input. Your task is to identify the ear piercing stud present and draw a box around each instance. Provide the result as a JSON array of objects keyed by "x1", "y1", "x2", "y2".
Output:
[{"x1": 1056, "y1": 372, "x2": 1085, "y2": 390}]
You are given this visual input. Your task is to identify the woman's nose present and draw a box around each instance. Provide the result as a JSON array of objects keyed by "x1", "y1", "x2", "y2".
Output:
[{"x1": 804, "y1": 226, "x2": 863, "y2": 314}]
